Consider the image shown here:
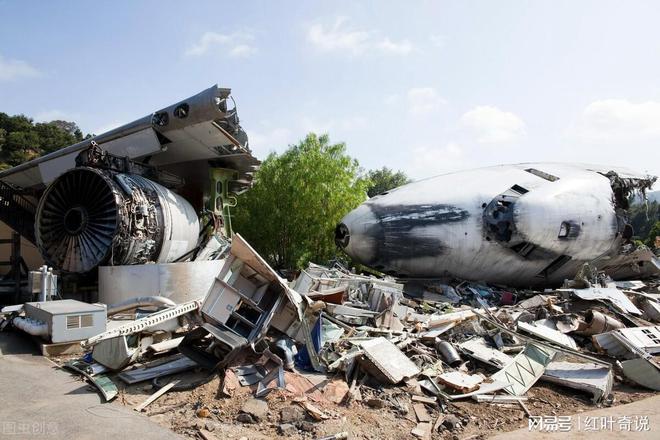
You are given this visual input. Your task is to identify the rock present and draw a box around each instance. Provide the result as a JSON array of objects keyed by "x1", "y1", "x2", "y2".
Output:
[
  {"x1": 366, "y1": 398, "x2": 387, "y2": 409},
  {"x1": 280, "y1": 406, "x2": 305, "y2": 424},
  {"x1": 443, "y1": 414, "x2": 461, "y2": 431},
  {"x1": 205, "y1": 421, "x2": 216, "y2": 431},
  {"x1": 298, "y1": 421, "x2": 316, "y2": 432},
  {"x1": 278, "y1": 423, "x2": 298, "y2": 435},
  {"x1": 240, "y1": 398, "x2": 269, "y2": 422},
  {"x1": 236, "y1": 413, "x2": 255, "y2": 424},
  {"x1": 196, "y1": 408, "x2": 211, "y2": 418}
]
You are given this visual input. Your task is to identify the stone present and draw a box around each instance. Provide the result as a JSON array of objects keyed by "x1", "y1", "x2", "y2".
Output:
[
  {"x1": 366, "y1": 398, "x2": 387, "y2": 408},
  {"x1": 196, "y1": 408, "x2": 211, "y2": 418},
  {"x1": 240, "y1": 398, "x2": 269, "y2": 422},
  {"x1": 443, "y1": 414, "x2": 461, "y2": 431},
  {"x1": 205, "y1": 421, "x2": 216, "y2": 431},
  {"x1": 280, "y1": 406, "x2": 305, "y2": 424},
  {"x1": 236, "y1": 413, "x2": 255, "y2": 424},
  {"x1": 278, "y1": 423, "x2": 298, "y2": 435},
  {"x1": 298, "y1": 421, "x2": 316, "y2": 432}
]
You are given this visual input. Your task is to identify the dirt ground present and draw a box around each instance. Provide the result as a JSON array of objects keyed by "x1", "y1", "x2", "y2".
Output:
[{"x1": 105, "y1": 366, "x2": 656, "y2": 440}]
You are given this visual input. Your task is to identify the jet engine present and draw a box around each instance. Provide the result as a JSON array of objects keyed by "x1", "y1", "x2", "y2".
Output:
[{"x1": 35, "y1": 166, "x2": 199, "y2": 273}]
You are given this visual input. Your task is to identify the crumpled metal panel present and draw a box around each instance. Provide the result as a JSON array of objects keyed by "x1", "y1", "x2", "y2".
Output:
[
  {"x1": 562, "y1": 287, "x2": 642, "y2": 315},
  {"x1": 458, "y1": 336, "x2": 514, "y2": 368},
  {"x1": 491, "y1": 343, "x2": 556, "y2": 396},
  {"x1": 517, "y1": 321, "x2": 578, "y2": 349},
  {"x1": 542, "y1": 361, "x2": 613, "y2": 403},
  {"x1": 621, "y1": 358, "x2": 660, "y2": 391},
  {"x1": 359, "y1": 337, "x2": 420, "y2": 384}
]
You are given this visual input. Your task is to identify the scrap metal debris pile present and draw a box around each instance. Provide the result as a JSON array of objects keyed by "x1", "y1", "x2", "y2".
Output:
[{"x1": 3, "y1": 236, "x2": 659, "y2": 439}]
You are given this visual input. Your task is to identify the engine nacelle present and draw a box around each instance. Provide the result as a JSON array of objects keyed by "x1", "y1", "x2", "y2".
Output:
[{"x1": 35, "y1": 167, "x2": 199, "y2": 273}]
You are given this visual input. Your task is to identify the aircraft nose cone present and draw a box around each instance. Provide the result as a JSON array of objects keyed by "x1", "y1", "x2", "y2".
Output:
[
  {"x1": 334, "y1": 222, "x2": 350, "y2": 249},
  {"x1": 335, "y1": 204, "x2": 379, "y2": 265}
]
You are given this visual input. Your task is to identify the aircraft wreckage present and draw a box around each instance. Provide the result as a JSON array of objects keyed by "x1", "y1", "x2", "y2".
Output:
[
  {"x1": 0, "y1": 84, "x2": 259, "y2": 293},
  {"x1": 336, "y1": 163, "x2": 659, "y2": 287}
]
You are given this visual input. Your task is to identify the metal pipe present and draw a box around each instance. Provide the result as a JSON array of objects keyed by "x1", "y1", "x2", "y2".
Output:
[
  {"x1": 39, "y1": 265, "x2": 47, "y2": 302},
  {"x1": 580, "y1": 310, "x2": 625, "y2": 335},
  {"x1": 12, "y1": 316, "x2": 48, "y2": 337},
  {"x1": 107, "y1": 296, "x2": 177, "y2": 316}
]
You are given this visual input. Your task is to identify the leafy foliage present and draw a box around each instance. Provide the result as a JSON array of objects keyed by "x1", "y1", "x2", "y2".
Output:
[
  {"x1": 233, "y1": 133, "x2": 370, "y2": 270},
  {"x1": 0, "y1": 113, "x2": 84, "y2": 170},
  {"x1": 646, "y1": 220, "x2": 660, "y2": 248},
  {"x1": 366, "y1": 167, "x2": 411, "y2": 197},
  {"x1": 628, "y1": 200, "x2": 660, "y2": 244}
]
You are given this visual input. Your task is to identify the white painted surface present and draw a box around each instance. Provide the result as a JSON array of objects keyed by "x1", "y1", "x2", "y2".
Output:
[{"x1": 98, "y1": 260, "x2": 225, "y2": 305}]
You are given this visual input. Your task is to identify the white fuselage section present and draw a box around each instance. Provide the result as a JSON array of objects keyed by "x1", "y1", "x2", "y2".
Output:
[{"x1": 337, "y1": 163, "x2": 655, "y2": 287}]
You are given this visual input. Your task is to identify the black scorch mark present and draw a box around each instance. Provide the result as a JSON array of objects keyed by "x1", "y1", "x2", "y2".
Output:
[{"x1": 364, "y1": 203, "x2": 470, "y2": 271}]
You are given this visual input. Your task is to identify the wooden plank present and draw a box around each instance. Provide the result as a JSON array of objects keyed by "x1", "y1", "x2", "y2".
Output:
[
  {"x1": 437, "y1": 371, "x2": 483, "y2": 393},
  {"x1": 411, "y1": 395, "x2": 436, "y2": 404},
  {"x1": 411, "y1": 422, "x2": 432, "y2": 440},
  {"x1": 412, "y1": 403, "x2": 431, "y2": 423},
  {"x1": 134, "y1": 380, "x2": 180, "y2": 412},
  {"x1": 198, "y1": 428, "x2": 221, "y2": 440},
  {"x1": 433, "y1": 413, "x2": 445, "y2": 432}
]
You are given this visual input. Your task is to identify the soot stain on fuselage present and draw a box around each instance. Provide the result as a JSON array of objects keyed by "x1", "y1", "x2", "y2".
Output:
[{"x1": 364, "y1": 203, "x2": 470, "y2": 270}]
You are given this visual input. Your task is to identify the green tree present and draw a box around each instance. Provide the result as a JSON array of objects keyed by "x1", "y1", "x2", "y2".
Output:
[
  {"x1": 0, "y1": 112, "x2": 85, "y2": 170},
  {"x1": 646, "y1": 221, "x2": 660, "y2": 248},
  {"x1": 629, "y1": 200, "x2": 660, "y2": 241},
  {"x1": 233, "y1": 133, "x2": 370, "y2": 270},
  {"x1": 366, "y1": 167, "x2": 411, "y2": 197}
]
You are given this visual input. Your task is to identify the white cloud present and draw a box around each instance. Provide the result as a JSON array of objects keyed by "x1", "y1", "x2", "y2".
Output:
[
  {"x1": 0, "y1": 54, "x2": 41, "y2": 81},
  {"x1": 307, "y1": 18, "x2": 371, "y2": 54},
  {"x1": 407, "y1": 142, "x2": 466, "y2": 179},
  {"x1": 307, "y1": 18, "x2": 414, "y2": 56},
  {"x1": 229, "y1": 44, "x2": 258, "y2": 58},
  {"x1": 407, "y1": 87, "x2": 446, "y2": 115},
  {"x1": 185, "y1": 31, "x2": 257, "y2": 58},
  {"x1": 460, "y1": 105, "x2": 525, "y2": 143},
  {"x1": 376, "y1": 38, "x2": 414, "y2": 55},
  {"x1": 572, "y1": 99, "x2": 660, "y2": 142}
]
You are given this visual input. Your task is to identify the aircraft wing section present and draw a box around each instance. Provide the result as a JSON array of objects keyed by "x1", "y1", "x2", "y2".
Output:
[{"x1": 0, "y1": 84, "x2": 258, "y2": 190}]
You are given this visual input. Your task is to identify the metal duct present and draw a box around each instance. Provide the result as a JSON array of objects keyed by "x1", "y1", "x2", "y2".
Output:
[
  {"x1": 12, "y1": 316, "x2": 49, "y2": 337},
  {"x1": 35, "y1": 167, "x2": 199, "y2": 273}
]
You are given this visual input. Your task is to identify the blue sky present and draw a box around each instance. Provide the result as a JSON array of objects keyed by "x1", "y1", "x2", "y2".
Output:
[{"x1": 1, "y1": 0, "x2": 659, "y2": 182}]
